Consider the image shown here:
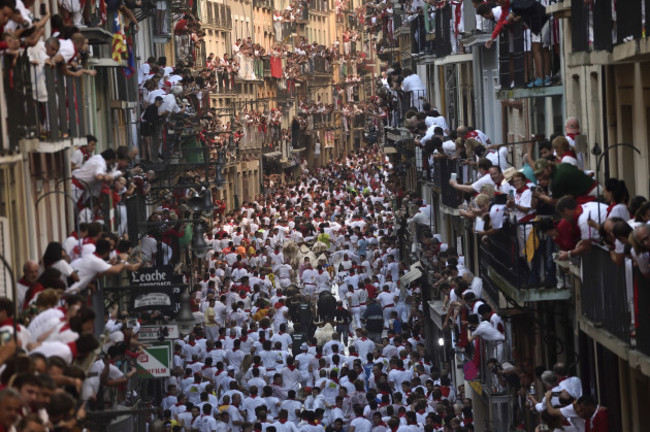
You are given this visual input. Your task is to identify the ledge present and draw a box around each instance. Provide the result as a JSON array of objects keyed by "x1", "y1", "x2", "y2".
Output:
[
  {"x1": 428, "y1": 299, "x2": 448, "y2": 330},
  {"x1": 579, "y1": 315, "x2": 630, "y2": 361},
  {"x1": 79, "y1": 26, "x2": 113, "y2": 44},
  {"x1": 546, "y1": 0, "x2": 571, "y2": 18},
  {"x1": 566, "y1": 50, "x2": 613, "y2": 67},
  {"x1": 461, "y1": 32, "x2": 491, "y2": 48},
  {"x1": 440, "y1": 203, "x2": 460, "y2": 216},
  {"x1": 418, "y1": 54, "x2": 437, "y2": 65},
  {"x1": 487, "y1": 267, "x2": 573, "y2": 304},
  {"x1": 434, "y1": 53, "x2": 473, "y2": 66},
  {"x1": 0, "y1": 152, "x2": 22, "y2": 163},
  {"x1": 496, "y1": 83, "x2": 564, "y2": 100},
  {"x1": 110, "y1": 101, "x2": 138, "y2": 109}
]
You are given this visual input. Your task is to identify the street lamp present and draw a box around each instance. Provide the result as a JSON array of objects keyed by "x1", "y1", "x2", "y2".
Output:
[
  {"x1": 593, "y1": 142, "x2": 641, "y2": 228},
  {"x1": 175, "y1": 289, "x2": 196, "y2": 335}
]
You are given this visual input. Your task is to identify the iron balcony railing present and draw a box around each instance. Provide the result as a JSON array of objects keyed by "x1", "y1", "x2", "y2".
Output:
[
  {"x1": 571, "y1": 0, "x2": 642, "y2": 52},
  {"x1": 431, "y1": 158, "x2": 464, "y2": 208},
  {"x1": 635, "y1": 268, "x2": 650, "y2": 357},
  {"x1": 387, "y1": 89, "x2": 427, "y2": 128},
  {"x1": 3, "y1": 54, "x2": 87, "y2": 147},
  {"x1": 478, "y1": 219, "x2": 557, "y2": 290},
  {"x1": 497, "y1": 17, "x2": 561, "y2": 89},
  {"x1": 581, "y1": 244, "x2": 632, "y2": 343},
  {"x1": 434, "y1": 4, "x2": 452, "y2": 57}
]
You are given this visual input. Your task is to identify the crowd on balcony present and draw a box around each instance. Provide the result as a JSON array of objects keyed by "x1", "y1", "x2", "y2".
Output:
[
  {"x1": 383, "y1": 79, "x2": 650, "y2": 428},
  {"x1": 478, "y1": 0, "x2": 558, "y2": 88}
]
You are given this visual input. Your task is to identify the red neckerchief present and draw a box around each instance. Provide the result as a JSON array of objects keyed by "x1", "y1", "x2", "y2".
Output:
[
  {"x1": 214, "y1": 369, "x2": 224, "y2": 376},
  {"x1": 83, "y1": 237, "x2": 96, "y2": 245},
  {"x1": 279, "y1": 418, "x2": 288, "y2": 424},
  {"x1": 0, "y1": 318, "x2": 13, "y2": 327},
  {"x1": 606, "y1": 202, "x2": 620, "y2": 217},
  {"x1": 67, "y1": 341, "x2": 78, "y2": 359},
  {"x1": 566, "y1": 132, "x2": 579, "y2": 140},
  {"x1": 287, "y1": 364, "x2": 296, "y2": 371}
]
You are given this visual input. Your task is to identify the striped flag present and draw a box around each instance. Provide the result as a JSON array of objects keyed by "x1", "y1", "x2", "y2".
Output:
[{"x1": 111, "y1": 12, "x2": 127, "y2": 63}]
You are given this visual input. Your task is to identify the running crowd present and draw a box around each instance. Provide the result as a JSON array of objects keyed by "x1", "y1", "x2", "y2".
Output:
[{"x1": 156, "y1": 147, "x2": 476, "y2": 432}]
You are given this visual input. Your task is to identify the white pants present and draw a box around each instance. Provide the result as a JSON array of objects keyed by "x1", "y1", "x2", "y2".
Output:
[
  {"x1": 350, "y1": 306, "x2": 361, "y2": 329},
  {"x1": 395, "y1": 302, "x2": 409, "y2": 323},
  {"x1": 382, "y1": 306, "x2": 394, "y2": 326}
]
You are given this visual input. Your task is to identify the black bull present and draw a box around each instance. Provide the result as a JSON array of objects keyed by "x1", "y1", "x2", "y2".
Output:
[{"x1": 316, "y1": 291, "x2": 337, "y2": 322}]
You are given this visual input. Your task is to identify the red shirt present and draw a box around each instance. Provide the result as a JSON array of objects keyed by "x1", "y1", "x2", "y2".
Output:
[{"x1": 586, "y1": 407, "x2": 608, "y2": 432}]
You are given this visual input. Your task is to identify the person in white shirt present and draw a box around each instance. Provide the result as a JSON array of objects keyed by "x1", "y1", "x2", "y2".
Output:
[
  {"x1": 71, "y1": 149, "x2": 121, "y2": 204},
  {"x1": 349, "y1": 405, "x2": 373, "y2": 432},
  {"x1": 449, "y1": 158, "x2": 494, "y2": 194},
  {"x1": 467, "y1": 314, "x2": 505, "y2": 362},
  {"x1": 400, "y1": 69, "x2": 426, "y2": 111},
  {"x1": 555, "y1": 196, "x2": 609, "y2": 261},
  {"x1": 69, "y1": 239, "x2": 141, "y2": 293}
]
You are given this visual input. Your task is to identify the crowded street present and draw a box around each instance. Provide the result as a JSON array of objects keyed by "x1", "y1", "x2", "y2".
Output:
[{"x1": 1, "y1": 0, "x2": 650, "y2": 431}]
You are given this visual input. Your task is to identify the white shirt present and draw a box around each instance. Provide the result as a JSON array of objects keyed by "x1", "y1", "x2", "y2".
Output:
[
  {"x1": 485, "y1": 147, "x2": 510, "y2": 172},
  {"x1": 69, "y1": 254, "x2": 111, "y2": 292},
  {"x1": 578, "y1": 202, "x2": 608, "y2": 242},
  {"x1": 471, "y1": 172, "x2": 495, "y2": 193},
  {"x1": 350, "y1": 416, "x2": 373, "y2": 432},
  {"x1": 471, "y1": 321, "x2": 505, "y2": 341},
  {"x1": 73, "y1": 154, "x2": 116, "y2": 197}
]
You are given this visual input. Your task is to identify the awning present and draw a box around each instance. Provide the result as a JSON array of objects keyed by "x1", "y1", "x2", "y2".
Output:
[
  {"x1": 263, "y1": 151, "x2": 282, "y2": 158},
  {"x1": 292, "y1": 147, "x2": 306, "y2": 153}
]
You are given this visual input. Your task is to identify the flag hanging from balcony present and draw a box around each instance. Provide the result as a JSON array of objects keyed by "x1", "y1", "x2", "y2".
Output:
[
  {"x1": 123, "y1": 34, "x2": 135, "y2": 79},
  {"x1": 111, "y1": 13, "x2": 127, "y2": 63}
]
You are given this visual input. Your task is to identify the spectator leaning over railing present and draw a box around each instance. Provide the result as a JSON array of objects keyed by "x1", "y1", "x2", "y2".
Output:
[
  {"x1": 449, "y1": 157, "x2": 494, "y2": 195},
  {"x1": 549, "y1": 195, "x2": 608, "y2": 261},
  {"x1": 400, "y1": 68, "x2": 426, "y2": 111},
  {"x1": 532, "y1": 158, "x2": 599, "y2": 206},
  {"x1": 44, "y1": 34, "x2": 97, "y2": 77},
  {"x1": 629, "y1": 224, "x2": 650, "y2": 278}
]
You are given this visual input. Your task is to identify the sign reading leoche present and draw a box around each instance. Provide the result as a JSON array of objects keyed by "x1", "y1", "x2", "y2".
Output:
[{"x1": 130, "y1": 266, "x2": 183, "y2": 315}]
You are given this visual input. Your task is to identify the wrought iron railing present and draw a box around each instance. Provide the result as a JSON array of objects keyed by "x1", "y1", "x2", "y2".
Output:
[
  {"x1": 3, "y1": 54, "x2": 87, "y2": 147},
  {"x1": 479, "y1": 219, "x2": 556, "y2": 290},
  {"x1": 635, "y1": 268, "x2": 650, "y2": 356},
  {"x1": 431, "y1": 158, "x2": 464, "y2": 208},
  {"x1": 581, "y1": 244, "x2": 631, "y2": 342}
]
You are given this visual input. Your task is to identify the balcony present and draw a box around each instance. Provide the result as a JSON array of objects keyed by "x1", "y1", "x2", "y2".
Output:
[
  {"x1": 578, "y1": 246, "x2": 650, "y2": 370},
  {"x1": 3, "y1": 56, "x2": 87, "y2": 150},
  {"x1": 580, "y1": 245, "x2": 630, "y2": 342},
  {"x1": 308, "y1": 0, "x2": 329, "y2": 14},
  {"x1": 478, "y1": 221, "x2": 571, "y2": 305},
  {"x1": 571, "y1": 0, "x2": 624, "y2": 54},
  {"x1": 495, "y1": 20, "x2": 563, "y2": 99},
  {"x1": 430, "y1": 158, "x2": 464, "y2": 210},
  {"x1": 253, "y1": 0, "x2": 272, "y2": 10},
  {"x1": 386, "y1": 90, "x2": 426, "y2": 128}
]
